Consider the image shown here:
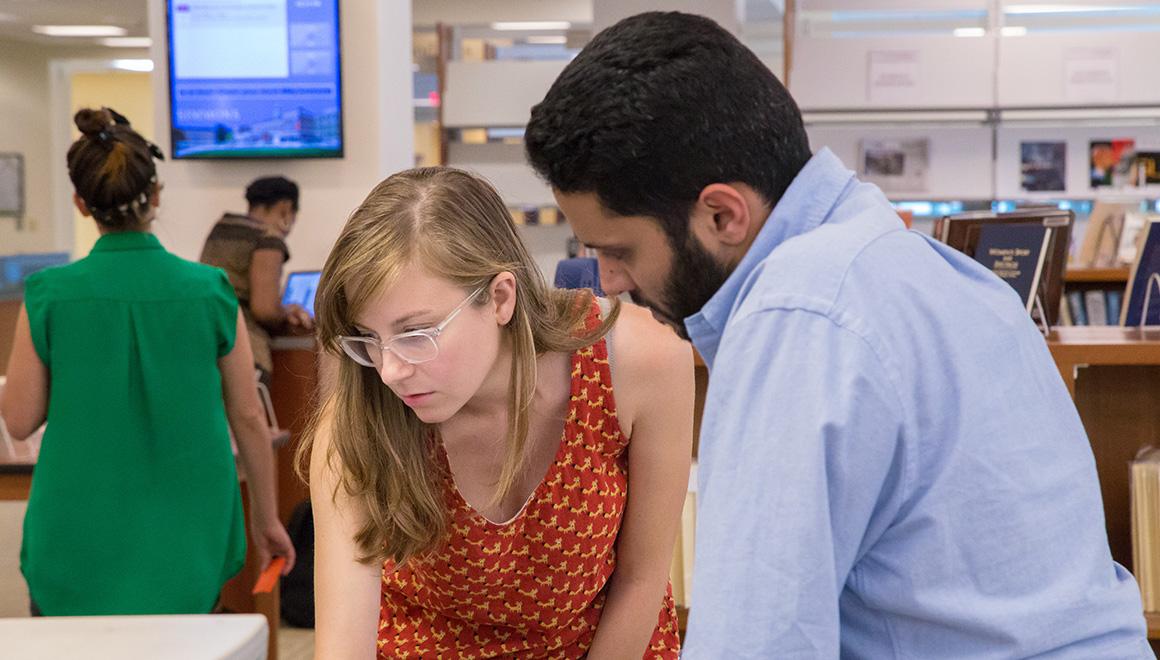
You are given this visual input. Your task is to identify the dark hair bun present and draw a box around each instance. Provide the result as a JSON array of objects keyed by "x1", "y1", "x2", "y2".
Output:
[{"x1": 74, "y1": 108, "x2": 114, "y2": 138}]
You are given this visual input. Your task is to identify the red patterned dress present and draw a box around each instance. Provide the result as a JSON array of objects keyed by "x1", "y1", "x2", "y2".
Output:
[{"x1": 378, "y1": 303, "x2": 680, "y2": 658}]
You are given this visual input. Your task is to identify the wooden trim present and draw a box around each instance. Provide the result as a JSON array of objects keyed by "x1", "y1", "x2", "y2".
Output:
[
  {"x1": 0, "y1": 473, "x2": 31, "y2": 500},
  {"x1": 1064, "y1": 267, "x2": 1130, "y2": 284},
  {"x1": 1146, "y1": 611, "x2": 1160, "y2": 639}
]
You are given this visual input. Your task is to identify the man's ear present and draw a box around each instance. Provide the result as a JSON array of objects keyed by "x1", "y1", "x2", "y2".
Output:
[
  {"x1": 149, "y1": 182, "x2": 162, "y2": 209},
  {"x1": 489, "y1": 272, "x2": 517, "y2": 325},
  {"x1": 73, "y1": 193, "x2": 92, "y2": 217},
  {"x1": 695, "y1": 183, "x2": 752, "y2": 247}
]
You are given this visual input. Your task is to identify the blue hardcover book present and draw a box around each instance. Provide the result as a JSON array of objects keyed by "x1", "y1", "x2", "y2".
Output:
[
  {"x1": 971, "y1": 223, "x2": 1051, "y2": 312},
  {"x1": 1067, "y1": 290, "x2": 1089, "y2": 326},
  {"x1": 1122, "y1": 216, "x2": 1160, "y2": 326},
  {"x1": 1106, "y1": 289, "x2": 1123, "y2": 324}
]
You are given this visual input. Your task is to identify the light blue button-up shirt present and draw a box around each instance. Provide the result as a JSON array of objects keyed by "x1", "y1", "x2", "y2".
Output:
[{"x1": 681, "y1": 149, "x2": 1151, "y2": 659}]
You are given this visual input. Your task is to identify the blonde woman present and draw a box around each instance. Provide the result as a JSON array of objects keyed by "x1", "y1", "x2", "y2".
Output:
[{"x1": 304, "y1": 167, "x2": 693, "y2": 658}]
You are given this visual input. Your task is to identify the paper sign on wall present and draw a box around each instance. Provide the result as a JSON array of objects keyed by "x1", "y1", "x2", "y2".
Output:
[
  {"x1": 1064, "y1": 48, "x2": 1118, "y2": 103},
  {"x1": 867, "y1": 50, "x2": 920, "y2": 105}
]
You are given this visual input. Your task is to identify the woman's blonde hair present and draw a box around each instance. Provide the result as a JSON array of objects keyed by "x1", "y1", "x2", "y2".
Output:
[{"x1": 298, "y1": 167, "x2": 617, "y2": 565}]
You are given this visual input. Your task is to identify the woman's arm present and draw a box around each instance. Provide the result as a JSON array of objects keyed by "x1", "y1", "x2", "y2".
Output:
[
  {"x1": 249, "y1": 248, "x2": 312, "y2": 331},
  {"x1": 587, "y1": 303, "x2": 695, "y2": 659},
  {"x1": 0, "y1": 304, "x2": 48, "y2": 439},
  {"x1": 310, "y1": 401, "x2": 382, "y2": 659},
  {"x1": 219, "y1": 309, "x2": 296, "y2": 573}
]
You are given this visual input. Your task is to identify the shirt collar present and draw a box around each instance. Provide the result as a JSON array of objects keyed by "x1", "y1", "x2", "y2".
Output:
[
  {"x1": 90, "y1": 231, "x2": 164, "y2": 253},
  {"x1": 684, "y1": 148, "x2": 856, "y2": 366}
]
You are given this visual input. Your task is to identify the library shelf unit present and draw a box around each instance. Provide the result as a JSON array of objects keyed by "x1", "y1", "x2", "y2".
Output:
[
  {"x1": 1048, "y1": 326, "x2": 1160, "y2": 644},
  {"x1": 1062, "y1": 267, "x2": 1131, "y2": 326}
]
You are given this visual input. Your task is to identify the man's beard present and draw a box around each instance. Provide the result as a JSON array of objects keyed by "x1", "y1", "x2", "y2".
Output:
[{"x1": 630, "y1": 233, "x2": 731, "y2": 341}]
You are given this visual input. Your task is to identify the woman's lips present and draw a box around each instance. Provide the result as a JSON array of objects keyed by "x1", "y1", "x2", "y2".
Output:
[{"x1": 400, "y1": 392, "x2": 433, "y2": 406}]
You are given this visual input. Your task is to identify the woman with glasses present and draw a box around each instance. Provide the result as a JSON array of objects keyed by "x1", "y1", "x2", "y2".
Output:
[
  {"x1": 303, "y1": 167, "x2": 693, "y2": 658},
  {"x1": 0, "y1": 108, "x2": 294, "y2": 615}
]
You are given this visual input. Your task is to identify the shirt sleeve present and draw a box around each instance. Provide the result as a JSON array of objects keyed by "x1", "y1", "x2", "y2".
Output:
[
  {"x1": 21, "y1": 272, "x2": 51, "y2": 365},
  {"x1": 682, "y1": 307, "x2": 909, "y2": 659},
  {"x1": 255, "y1": 232, "x2": 289, "y2": 262},
  {"x1": 211, "y1": 268, "x2": 240, "y2": 358}
]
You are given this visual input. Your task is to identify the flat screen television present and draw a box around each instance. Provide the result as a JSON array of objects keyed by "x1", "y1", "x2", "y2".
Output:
[{"x1": 166, "y1": 0, "x2": 343, "y2": 159}]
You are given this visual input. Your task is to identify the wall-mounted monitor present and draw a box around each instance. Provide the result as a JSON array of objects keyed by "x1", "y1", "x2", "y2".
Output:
[{"x1": 166, "y1": 0, "x2": 343, "y2": 159}]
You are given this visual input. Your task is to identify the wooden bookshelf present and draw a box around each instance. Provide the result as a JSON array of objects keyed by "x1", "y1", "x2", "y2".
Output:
[
  {"x1": 1048, "y1": 327, "x2": 1160, "y2": 580},
  {"x1": 1147, "y1": 612, "x2": 1160, "y2": 640},
  {"x1": 1064, "y1": 266, "x2": 1130, "y2": 284}
]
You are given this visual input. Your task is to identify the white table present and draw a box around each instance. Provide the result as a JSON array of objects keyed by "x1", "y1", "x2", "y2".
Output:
[{"x1": 0, "y1": 614, "x2": 268, "y2": 659}]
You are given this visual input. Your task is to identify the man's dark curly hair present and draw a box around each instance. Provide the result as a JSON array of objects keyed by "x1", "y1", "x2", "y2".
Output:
[{"x1": 525, "y1": 11, "x2": 812, "y2": 246}]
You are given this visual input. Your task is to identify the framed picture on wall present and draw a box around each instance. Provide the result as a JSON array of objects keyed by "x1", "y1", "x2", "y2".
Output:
[
  {"x1": 859, "y1": 138, "x2": 930, "y2": 194},
  {"x1": 1020, "y1": 141, "x2": 1067, "y2": 192},
  {"x1": 0, "y1": 153, "x2": 24, "y2": 219}
]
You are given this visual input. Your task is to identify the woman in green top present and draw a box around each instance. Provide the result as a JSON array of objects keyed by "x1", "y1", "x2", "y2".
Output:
[{"x1": 0, "y1": 108, "x2": 295, "y2": 615}]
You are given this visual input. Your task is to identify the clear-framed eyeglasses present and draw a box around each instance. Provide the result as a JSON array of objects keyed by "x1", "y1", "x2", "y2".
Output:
[{"x1": 336, "y1": 285, "x2": 486, "y2": 367}]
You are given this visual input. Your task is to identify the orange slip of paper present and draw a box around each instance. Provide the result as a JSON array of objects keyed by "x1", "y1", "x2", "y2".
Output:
[{"x1": 252, "y1": 557, "x2": 286, "y2": 595}]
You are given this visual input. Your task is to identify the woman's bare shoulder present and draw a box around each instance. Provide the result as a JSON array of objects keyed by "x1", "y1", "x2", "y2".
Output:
[{"x1": 606, "y1": 301, "x2": 694, "y2": 428}]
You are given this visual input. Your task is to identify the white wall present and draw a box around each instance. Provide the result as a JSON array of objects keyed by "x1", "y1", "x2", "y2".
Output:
[
  {"x1": 594, "y1": 0, "x2": 740, "y2": 34},
  {"x1": 0, "y1": 42, "x2": 147, "y2": 256},
  {"x1": 0, "y1": 41, "x2": 56, "y2": 255},
  {"x1": 146, "y1": 0, "x2": 415, "y2": 273},
  {"x1": 413, "y1": 0, "x2": 592, "y2": 26},
  {"x1": 807, "y1": 123, "x2": 994, "y2": 200}
]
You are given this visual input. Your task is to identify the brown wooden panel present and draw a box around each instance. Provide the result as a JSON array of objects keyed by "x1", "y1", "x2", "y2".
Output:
[
  {"x1": 1072, "y1": 365, "x2": 1160, "y2": 573},
  {"x1": 0, "y1": 473, "x2": 31, "y2": 500},
  {"x1": 270, "y1": 346, "x2": 319, "y2": 524},
  {"x1": 218, "y1": 482, "x2": 280, "y2": 660}
]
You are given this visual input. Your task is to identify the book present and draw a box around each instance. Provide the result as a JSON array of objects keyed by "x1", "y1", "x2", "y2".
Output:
[
  {"x1": 1090, "y1": 139, "x2": 1135, "y2": 188},
  {"x1": 1059, "y1": 296, "x2": 1073, "y2": 326},
  {"x1": 972, "y1": 223, "x2": 1051, "y2": 313},
  {"x1": 1134, "y1": 151, "x2": 1160, "y2": 186},
  {"x1": 1120, "y1": 214, "x2": 1160, "y2": 326},
  {"x1": 1131, "y1": 447, "x2": 1160, "y2": 611},
  {"x1": 1067, "y1": 290, "x2": 1088, "y2": 326},
  {"x1": 939, "y1": 208, "x2": 1073, "y2": 328},
  {"x1": 1021, "y1": 141, "x2": 1067, "y2": 192},
  {"x1": 1106, "y1": 289, "x2": 1124, "y2": 322},
  {"x1": 1075, "y1": 201, "x2": 1134, "y2": 268},
  {"x1": 1118, "y1": 210, "x2": 1149, "y2": 265},
  {"x1": 1084, "y1": 289, "x2": 1109, "y2": 325}
]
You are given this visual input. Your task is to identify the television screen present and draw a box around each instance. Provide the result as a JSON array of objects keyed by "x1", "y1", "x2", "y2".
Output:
[{"x1": 166, "y1": 0, "x2": 343, "y2": 159}]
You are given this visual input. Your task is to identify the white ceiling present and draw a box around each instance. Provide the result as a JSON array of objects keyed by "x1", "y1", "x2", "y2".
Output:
[{"x1": 0, "y1": 0, "x2": 148, "y2": 45}]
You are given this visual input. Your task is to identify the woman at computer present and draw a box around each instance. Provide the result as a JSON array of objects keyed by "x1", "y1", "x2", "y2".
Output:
[
  {"x1": 0, "y1": 107, "x2": 294, "y2": 615},
  {"x1": 302, "y1": 168, "x2": 693, "y2": 658},
  {"x1": 200, "y1": 176, "x2": 313, "y2": 387}
]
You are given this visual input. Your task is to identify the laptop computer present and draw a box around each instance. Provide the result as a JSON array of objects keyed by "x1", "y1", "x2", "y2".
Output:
[{"x1": 281, "y1": 270, "x2": 321, "y2": 319}]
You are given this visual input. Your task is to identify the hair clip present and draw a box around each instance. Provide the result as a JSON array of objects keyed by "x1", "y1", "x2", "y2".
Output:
[
  {"x1": 148, "y1": 141, "x2": 166, "y2": 161},
  {"x1": 106, "y1": 107, "x2": 131, "y2": 126},
  {"x1": 97, "y1": 131, "x2": 111, "y2": 142}
]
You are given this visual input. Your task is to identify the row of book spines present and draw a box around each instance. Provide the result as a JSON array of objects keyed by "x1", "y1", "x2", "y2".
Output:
[
  {"x1": 1131, "y1": 454, "x2": 1160, "y2": 612},
  {"x1": 1064, "y1": 288, "x2": 1123, "y2": 326}
]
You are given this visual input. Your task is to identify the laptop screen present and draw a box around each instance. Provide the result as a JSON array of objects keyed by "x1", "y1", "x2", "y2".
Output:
[{"x1": 281, "y1": 271, "x2": 321, "y2": 319}]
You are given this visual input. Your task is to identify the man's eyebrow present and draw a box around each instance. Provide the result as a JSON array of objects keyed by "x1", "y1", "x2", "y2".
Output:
[{"x1": 583, "y1": 241, "x2": 628, "y2": 252}]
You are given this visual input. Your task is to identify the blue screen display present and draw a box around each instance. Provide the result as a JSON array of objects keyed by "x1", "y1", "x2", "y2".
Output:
[{"x1": 166, "y1": 0, "x2": 343, "y2": 159}]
